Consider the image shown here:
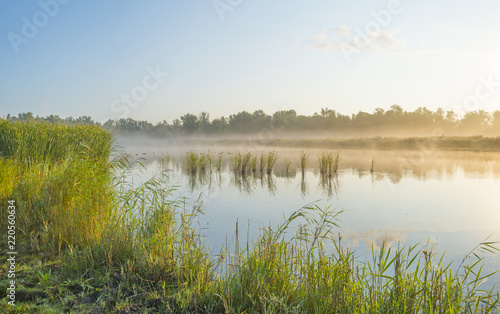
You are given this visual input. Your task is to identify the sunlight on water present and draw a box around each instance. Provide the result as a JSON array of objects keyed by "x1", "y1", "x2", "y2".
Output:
[{"x1": 122, "y1": 147, "x2": 500, "y2": 289}]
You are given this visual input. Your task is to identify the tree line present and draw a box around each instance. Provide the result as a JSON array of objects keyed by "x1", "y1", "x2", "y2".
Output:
[{"x1": 4, "y1": 105, "x2": 500, "y2": 137}]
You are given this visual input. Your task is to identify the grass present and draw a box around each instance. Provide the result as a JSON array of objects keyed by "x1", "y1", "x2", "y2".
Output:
[
  {"x1": 318, "y1": 151, "x2": 342, "y2": 177},
  {"x1": 259, "y1": 152, "x2": 266, "y2": 174},
  {"x1": 231, "y1": 151, "x2": 276, "y2": 175},
  {"x1": 0, "y1": 119, "x2": 112, "y2": 164},
  {"x1": 184, "y1": 151, "x2": 199, "y2": 174},
  {"x1": 1, "y1": 120, "x2": 499, "y2": 312},
  {"x1": 215, "y1": 153, "x2": 223, "y2": 172},
  {"x1": 240, "y1": 152, "x2": 252, "y2": 175},
  {"x1": 216, "y1": 205, "x2": 500, "y2": 313},
  {"x1": 370, "y1": 156, "x2": 376, "y2": 173},
  {"x1": 299, "y1": 152, "x2": 308, "y2": 176},
  {"x1": 285, "y1": 159, "x2": 292, "y2": 177},
  {"x1": 266, "y1": 151, "x2": 277, "y2": 175}
]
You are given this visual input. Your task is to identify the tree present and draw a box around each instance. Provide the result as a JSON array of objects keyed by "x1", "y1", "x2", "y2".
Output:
[
  {"x1": 199, "y1": 112, "x2": 210, "y2": 132},
  {"x1": 180, "y1": 113, "x2": 200, "y2": 134}
]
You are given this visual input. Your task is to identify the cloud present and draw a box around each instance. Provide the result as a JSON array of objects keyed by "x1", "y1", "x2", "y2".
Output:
[
  {"x1": 340, "y1": 229, "x2": 407, "y2": 250},
  {"x1": 335, "y1": 25, "x2": 352, "y2": 38},
  {"x1": 303, "y1": 25, "x2": 406, "y2": 52}
]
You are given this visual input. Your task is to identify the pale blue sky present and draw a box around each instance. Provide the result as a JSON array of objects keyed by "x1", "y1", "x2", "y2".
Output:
[{"x1": 1, "y1": 0, "x2": 500, "y2": 123}]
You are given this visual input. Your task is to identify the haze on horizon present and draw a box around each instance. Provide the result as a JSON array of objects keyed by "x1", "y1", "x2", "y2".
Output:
[{"x1": 1, "y1": 0, "x2": 500, "y2": 124}]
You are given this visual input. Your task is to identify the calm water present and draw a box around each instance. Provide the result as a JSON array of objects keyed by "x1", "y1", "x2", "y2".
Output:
[{"x1": 122, "y1": 147, "x2": 500, "y2": 287}]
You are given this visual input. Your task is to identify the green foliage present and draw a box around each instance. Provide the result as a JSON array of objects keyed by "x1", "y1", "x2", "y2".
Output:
[
  {"x1": 318, "y1": 151, "x2": 341, "y2": 177},
  {"x1": 266, "y1": 151, "x2": 277, "y2": 175},
  {"x1": 299, "y1": 152, "x2": 308, "y2": 176},
  {"x1": 0, "y1": 119, "x2": 112, "y2": 164}
]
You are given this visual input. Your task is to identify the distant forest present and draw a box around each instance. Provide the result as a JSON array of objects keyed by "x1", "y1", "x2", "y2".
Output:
[{"x1": 4, "y1": 106, "x2": 500, "y2": 137}]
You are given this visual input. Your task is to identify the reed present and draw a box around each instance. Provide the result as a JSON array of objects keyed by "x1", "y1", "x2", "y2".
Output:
[
  {"x1": 370, "y1": 156, "x2": 376, "y2": 173},
  {"x1": 259, "y1": 152, "x2": 267, "y2": 174},
  {"x1": 232, "y1": 152, "x2": 242, "y2": 172},
  {"x1": 332, "y1": 151, "x2": 341, "y2": 174},
  {"x1": 251, "y1": 155, "x2": 258, "y2": 173},
  {"x1": 299, "y1": 152, "x2": 308, "y2": 176},
  {"x1": 217, "y1": 205, "x2": 500, "y2": 313},
  {"x1": 216, "y1": 153, "x2": 223, "y2": 171},
  {"x1": 198, "y1": 153, "x2": 208, "y2": 173},
  {"x1": 266, "y1": 151, "x2": 277, "y2": 175},
  {"x1": 184, "y1": 151, "x2": 199, "y2": 174},
  {"x1": 285, "y1": 159, "x2": 292, "y2": 176},
  {"x1": 241, "y1": 152, "x2": 253, "y2": 174},
  {"x1": 0, "y1": 119, "x2": 112, "y2": 164},
  {"x1": 318, "y1": 151, "x2": 332, "y2": 175},
  {"x1": 318, "y1": 151, "x2": 341, "y2": 177}
]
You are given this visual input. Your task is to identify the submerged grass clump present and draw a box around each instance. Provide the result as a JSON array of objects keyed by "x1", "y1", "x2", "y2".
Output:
[
  {"x1": 299, "y1": 152, "x2": 308, "y2": 176},
  {"x1": 241, "y1": 152, "x2": 253, "y2": 175},
  {"x1": 319, "y1": 151, "x2": 341, "y2": 177},
  {"x1": 266, "y1": 151, "x2": 277, "y2": 175},
  {"x1": 216, "y1": 152, "x2": 223, "y2": 171},
  {"x1": 184, "y1": 151, "x2": 199, "y2": 174},
  {"x1": 1, "y1": 119, "x2": 499, "y2": 312},
  {"x1": 285, "y1": 159, "x2": 292, "y2": 176},
  {"x1": 259, "y1": 152, "x2": 267, "y2": 173},
  {"x1": 370, "y1": 155, "x2": 376, "y2": 173},
  {"x1": 183, "y1": 150, "x2": 214, "y2": 174}
]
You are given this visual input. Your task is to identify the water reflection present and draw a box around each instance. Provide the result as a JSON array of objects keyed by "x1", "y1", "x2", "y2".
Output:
[
  {"x1": 128, "y1": 147, "x2": 500, "y2": 199},
  {"x1": 123, "y1": 147, "x2": 500, "y2": 290},
  {"x1": 319, "y1": 173, "x2": 342, "y2": 199}
]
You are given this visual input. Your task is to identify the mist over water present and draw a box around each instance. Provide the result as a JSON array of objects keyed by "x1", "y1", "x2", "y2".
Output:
[{"x1": 118, "y1": 139, "x2": 500, "y2": 289}]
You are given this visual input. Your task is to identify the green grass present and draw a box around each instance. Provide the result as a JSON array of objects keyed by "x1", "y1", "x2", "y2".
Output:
[
  {"x1": 215, "y1": 153, "x2": 223, "y2": 172},
  {"x1": 0, "y1": 119, "x2": 112, "y2": 164},
  {"x1": 299, "y1": 152, "x2": 308, "y2": 176},
  {"x1": 266, "y1": 151, "x2": 277, "y2": 175},
  {"x1": 184, "y1": 151, "x2": 199, "y2": 174},
  {"x1": 259, "y1": 152, "x2": 267, "y2": 174},
  {"x1": 318, "y1": 151, "x2": 342, "y2": 177},
  {"x1": 285, "y1": 159, "x2": 292, "y2": 177},
  {"x1": 1, "y1": 120, "x2": 499, "y2": 312}
]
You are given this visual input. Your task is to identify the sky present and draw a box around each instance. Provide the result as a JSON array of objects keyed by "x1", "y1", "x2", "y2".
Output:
[{"x1": 1, "y1": 0, "x2": 500, "y2": 124}]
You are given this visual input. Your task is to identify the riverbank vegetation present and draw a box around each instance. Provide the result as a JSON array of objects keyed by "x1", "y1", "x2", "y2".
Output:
[{"x1": 1, "y1": 120, "x2": 499, "y2": 312}]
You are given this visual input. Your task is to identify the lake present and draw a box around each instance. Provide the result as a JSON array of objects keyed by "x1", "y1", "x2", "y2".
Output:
[{"x1": 120, "y1": 144, "x2": 500, "y2": 288}]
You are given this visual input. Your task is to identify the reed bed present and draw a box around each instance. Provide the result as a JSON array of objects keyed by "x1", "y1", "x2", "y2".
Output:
[
  {"x1": 319, "y1": 151, "x2": 342, "y2": 177},
  {"x1": 217, "y1": 205, "x2": 500, "y2": 313},
  {"x1": 0, "y1": 119, "x2": 112, "y2": 163},
  {"x1": 240, "y1": 152, "x2": 253, "y2": 175},
  {"x1": 184, "y1": 151, "x2": 199, "y2": 174}
]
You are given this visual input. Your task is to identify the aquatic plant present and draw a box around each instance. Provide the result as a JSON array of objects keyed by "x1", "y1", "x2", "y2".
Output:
[
  {"x1": 299, "y1": 152, "x2": 308, "y2": 176},
  {"x1": 259, "y1": 152, "x2": 267, "y2": 174},
  {"x1": 216, "y1": 153, "x2": 223, "y2": 172},
  {"x1": 370, "y1": 156, "x2": 376, "y2": 173},
  {"x1": 319, "y1": 151, "x2": 341, "y2": 177},
  {"x1": 184, "y1": 151, "x2": 199, "y2": 174},
  {"x1": 266, "y1": 151, "x2": 277, "y2": 175},
  {"x1": 285, "y1": 159, "x2": 292, "y2": 176}
]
